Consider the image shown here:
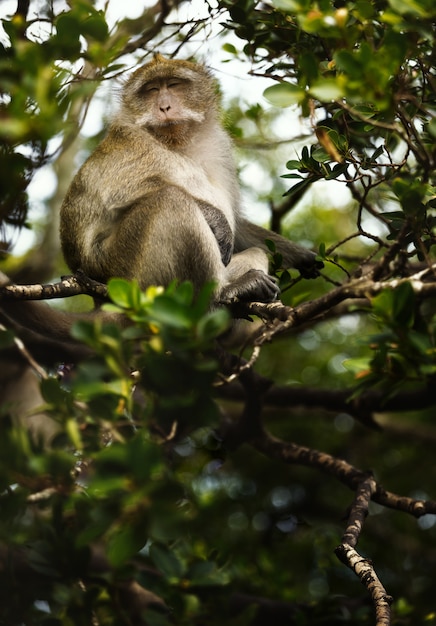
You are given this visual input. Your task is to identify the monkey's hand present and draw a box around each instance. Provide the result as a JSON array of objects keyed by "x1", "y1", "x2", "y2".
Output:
[
  {"x1": 200, "y1": 203, "x2": 234, "y2": 266},
  {"x1": 294, "y1": 251, "x2": 324, "y2": 279},
  {"x1": 220, "y1": 269, "x2": 280, "y2": 303}
]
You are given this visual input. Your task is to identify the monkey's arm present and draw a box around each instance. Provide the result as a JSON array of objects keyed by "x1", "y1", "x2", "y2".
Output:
[
  {"x1": 234, "y1": 219, "x2": 323, "y2": 279},
  {"x1": 199, "y1": 203, "x2": 234, "y2": 266}
]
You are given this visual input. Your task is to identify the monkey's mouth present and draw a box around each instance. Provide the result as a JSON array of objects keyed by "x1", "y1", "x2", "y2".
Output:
[
  {"x1": 155, "y1": 120, "x2": 182, "y2": 126},
  {"x1": 152, "y1": 118, "x2": 198, "y2": 132}
]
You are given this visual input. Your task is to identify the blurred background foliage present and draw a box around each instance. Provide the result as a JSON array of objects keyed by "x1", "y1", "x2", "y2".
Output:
[{"x1": 1, "y1": 0, "x2": 436, "y2": 624}]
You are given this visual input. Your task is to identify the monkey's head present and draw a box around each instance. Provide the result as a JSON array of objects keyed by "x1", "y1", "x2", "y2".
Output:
[{"x1": 120, "y1": 54, "x2": 219, "y2": 146}]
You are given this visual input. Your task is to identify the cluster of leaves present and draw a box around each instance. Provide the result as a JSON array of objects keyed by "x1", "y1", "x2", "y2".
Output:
[
  {"x1": 346, "y1": 282, "x2": 436, "y2": 394},
  {"x1": 220, "y1": 0, "x2": 436, "y2": 382},
  {"x1": 0, "y1": 280, "x2": 235, "y2": 624},
  {"x1": 0, "y1": 1, "x2": 124, "y2": 235},
  {"x1": 73, "y1": 279, "x2": 228, "y2": 435},
  {"x1": 3, "y1": 279, "x2": 436, "y2": 624}
]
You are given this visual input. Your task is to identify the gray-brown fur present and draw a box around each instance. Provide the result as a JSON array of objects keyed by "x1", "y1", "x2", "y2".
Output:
[{"x1": 60, "y1": 54, "x2": 321, "y2": 305}]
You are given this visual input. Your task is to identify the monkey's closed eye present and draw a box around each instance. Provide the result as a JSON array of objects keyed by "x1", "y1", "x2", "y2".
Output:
[{"x1": 139, "y1": 82, "x2": 159, "y2": 95}]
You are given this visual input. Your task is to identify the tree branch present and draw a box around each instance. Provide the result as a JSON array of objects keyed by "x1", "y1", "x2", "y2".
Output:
[
  {"x1": 228, "y1": 265, "x2": 436, "y2": 345},
  {"x1": 0, "y1": 272, "x2": 108, "y2": 301},
  {"x1": 334, "y1": 475, "x2": 393, "y2": 625},
  {"x1": 250, "y1": 428, "x2": 434, "y2": 623},
  {"x1": 251, "y1": 428, "x2": 435, "y2": 516},
  {"x1": 335, "y1": 543, "x2": 392, "y2": 626}
]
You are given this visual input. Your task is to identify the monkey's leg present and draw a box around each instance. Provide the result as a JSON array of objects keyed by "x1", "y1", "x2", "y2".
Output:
[
  {"x1": 0, "y1": 360, "x2": 61, "y2": 447},
  {"x1": 100, "y1": 188, "x2": 227, "y2": 294}
]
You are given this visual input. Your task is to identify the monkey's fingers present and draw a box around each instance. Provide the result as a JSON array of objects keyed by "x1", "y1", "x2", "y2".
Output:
[
  {"x1": 296, "y1": 253, "x2": 324, "y2": 279},
  {"x1": 221, "y1": 269, "x2": 280, "y2": 303}
]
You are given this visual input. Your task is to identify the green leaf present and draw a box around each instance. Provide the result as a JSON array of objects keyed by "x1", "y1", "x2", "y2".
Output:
[
  {"x1": 392, "y1": 177, "x2": 426, "y2": 215},
  {"x1": 372, "y1": 145, "x2": 385, "y2": 160},
  {"x1": 387, "y1": 0, "x2": 430, "y2": 16},
  {"x1": 270, "y1": 0, "x2": 301, "y2": 10},
  {"x1": 263, "y1": 82, "x2": 305, "y2": 107},
  {"x1": 149, "y1": 543, "x2": 184, "y2": 580},
  {"x1": 190, "y1": 282, "x2": 216, "y2": 318},
  {"x1": 150, "y1": 296, "x2": 193, "y2": 329},
  {"x1": 107, "y1": 278, "x2": 141, "y2": 310},
  {"x1": 0, "y1": 328, "x2": 15, "y2": 349},
  {"x1": 264, "y1": 239, "x2": 276, "y2": 252},
  {"x1": 107, "y1": 525, "x2": 147, "y2": 568},
  {"x1": 65, "y1": 417, "x2": 83, "y2": 450},
  {"x1": 334, "y1": 49, "x2": 362, "y2": 77},
  {"x1": 188, "y1": 560, "x2": 230, "y2": 586},
  {"x1": 311, "y1": 148, "x2": 331, "y2": 163},
  {"x1": 40, "y1": 377, "x2": 68, "y2": 405},
  {"x1": 54, "y1": 14, "x2": 82, "y2": 56},
  {"x1": 318, "y1": 242, "x2": 326, "y2": 258},
  {"x1": 197, "y1": 309, "x2": 230, "y2": 342},
  {"x1": 71, "y1": 319, "x2": 99, "y2": 346},
  {"x1": 285, "y1": 159, "x2": 303, "y2": 171},
  {"x1": 56, "y1": 13, "x2": 81, "y2": 40},
  {"x1": 342, "y1": 357, "x2": 372, "y2": 374},
  {"x1": 428, "y1": 118, "x2": 436, "y2": 139},
  {"x1": 309, "y1": 79, "x2": 344, "y2": 101},
  {"x1": 222, "y1": 43, "x2": 238, "y2": 54},
  {"x1": 372, "y1": 282, "x2": 415, "y2": 328},
  {"x1": 82, "y1": 15, "x2": 109, "y2": 42},
  {"x1": 172, "y1": 281, "x2": 195, "y2": 306},
  {"x1": 278, "y1": 269, "x2": 292, "y2": 289},
  {"x1": 283, "y1": 176, "x2": 317, "y2": 200}
]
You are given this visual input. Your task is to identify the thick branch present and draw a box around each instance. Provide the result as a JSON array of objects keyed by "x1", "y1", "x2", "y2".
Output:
[
  {"x1": 15, "y1": 0, "x2": 30, "y2": 19},
  {"x1": 109, "y1": 0, "x2": 183, "y2": 56},
  {"x1": 251, "y1": 429, "x2": 435, "y2": 516},
  {"x1": 235, "y1": 266, "x2": 436, "y2": 344},
  {"x1": 0, "y1": 272, "x2": 108, "y2": 301},
  {"x1": 219, "y1": 380, "x2": 436, "y2": 428},
  {"x1": 263, "y1": 383, "x2": 436, "y2": 421}
]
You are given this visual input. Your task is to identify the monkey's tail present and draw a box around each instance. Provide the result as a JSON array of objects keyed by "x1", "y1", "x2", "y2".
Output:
[{"x1": 0, "y1": 298, "x2": 95, "y2": 364}]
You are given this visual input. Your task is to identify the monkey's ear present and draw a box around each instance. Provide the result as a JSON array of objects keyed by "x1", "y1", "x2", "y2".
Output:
[{"x1": 152, "y1": 52, "x2": 166, "y2": 63}]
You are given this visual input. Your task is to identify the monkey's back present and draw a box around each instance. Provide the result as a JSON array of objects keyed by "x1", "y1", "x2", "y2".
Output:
[{"x1": 60, "y1": 125, "x2": 156, "y2": 278}]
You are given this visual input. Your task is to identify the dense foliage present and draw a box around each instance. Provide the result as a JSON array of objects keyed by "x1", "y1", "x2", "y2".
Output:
[{"x1": 1, "y1": 1, "x2": 436, "y2": 625}]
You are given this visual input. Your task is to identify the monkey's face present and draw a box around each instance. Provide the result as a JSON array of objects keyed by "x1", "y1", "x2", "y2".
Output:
[
  {"x1": 136, "y1": 78, "x2": 205, "y2": 127},
  {"x1": 121, "y1": 58, "x2": 217, "y2": 145}
]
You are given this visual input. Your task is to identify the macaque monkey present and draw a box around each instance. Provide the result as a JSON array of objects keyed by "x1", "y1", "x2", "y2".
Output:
[
  {"x1": 2, "y1": 55, "x2": 321, "y2": 372},
  {"x1": 60, "y1": 54, "x2": 321, "y2": 307},
  {"x1": 1, "y1": 56, "x2": 321, "y2": 442}
]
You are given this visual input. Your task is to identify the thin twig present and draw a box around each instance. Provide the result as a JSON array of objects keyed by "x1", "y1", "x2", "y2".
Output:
[
  {"x1": 0, "y1": 323, "x2": 47, "y2": 379},
  {"x1": 335, "y1": 476, "x2": 392, "y2": 623},
  {"x1": 335, "y1": 543, "x2": 392, "y2": 626}
]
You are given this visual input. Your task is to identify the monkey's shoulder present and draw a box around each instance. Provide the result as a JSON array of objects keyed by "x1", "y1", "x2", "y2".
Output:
[
  {"x1": 73, "y1": 124, "x2": 159, "y2": 187},
  {"x1": 94, "y1": 123, "x2": 154, "y2": 157}
]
